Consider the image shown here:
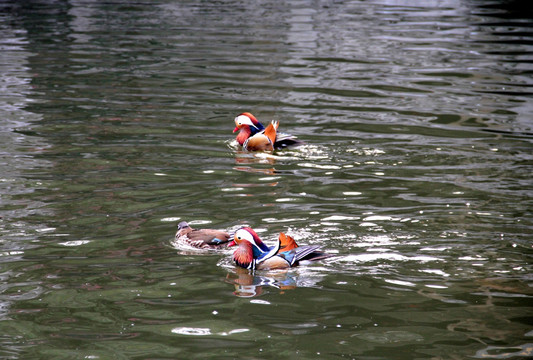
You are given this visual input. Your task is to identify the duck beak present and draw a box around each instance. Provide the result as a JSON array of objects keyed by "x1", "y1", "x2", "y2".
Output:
[
  {"x1": 233, "y1": 125, "x2": 240, "y2": 133},
  {"x1": 227, "y1": 240, "x2": 236, "y2": 247}
]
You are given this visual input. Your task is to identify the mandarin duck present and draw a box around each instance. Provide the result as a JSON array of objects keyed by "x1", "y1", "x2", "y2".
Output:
[
  {"x1": 228, "y1": 227, "x2": 329, "y2": 270},
  {"x1": 233, "y1": 112, "x2": 303, "y2": 151},
  {"x1": 175, "y1": 221, "x2": 231, "y2": 249}
]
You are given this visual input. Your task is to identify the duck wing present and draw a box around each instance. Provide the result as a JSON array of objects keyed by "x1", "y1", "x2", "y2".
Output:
[
  {"x1": 188, "y1": 229, "x2": 230, "y2": 245},
  {"x1": 274, "y1": 132, "x2": 304, "y2": 150}
]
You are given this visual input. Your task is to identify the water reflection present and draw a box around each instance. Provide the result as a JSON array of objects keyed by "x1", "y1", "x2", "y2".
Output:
[
  {"x1": 233, "y1": 151, "x2": 278, "y2": 177},
  {"x1": 474, "y1": 343, "x2": 533, "y2": 359},
  {"x1": 0, "y1": 7, "x2": 51, "y2": 329},
  {"x1": 225, "y1": 267, "x2": 293, "y2": 297},
  {"x1": 1, "y1": 0, "x2": 532, "y2": 358},
  {"x1": 225, "y1": 266, "x2": 325, "y2": 298}
]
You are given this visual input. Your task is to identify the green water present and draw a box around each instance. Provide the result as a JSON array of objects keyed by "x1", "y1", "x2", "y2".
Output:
[{"x1": 0, "y1": 0, "x2": 532, "y2": 359}]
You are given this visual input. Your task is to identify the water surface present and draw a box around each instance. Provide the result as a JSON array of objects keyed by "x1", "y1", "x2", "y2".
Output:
[{"x1": 0, "y1": 0, "x2": 532, "y2": 359}]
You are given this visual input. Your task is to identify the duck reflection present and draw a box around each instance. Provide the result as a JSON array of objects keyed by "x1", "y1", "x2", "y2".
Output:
[
  {"x1": 233, "y1": 150, "x2": 278, "y2": 176},
  {"x1": 225, "y1": 267, "x2": 301, "y2": 297}
]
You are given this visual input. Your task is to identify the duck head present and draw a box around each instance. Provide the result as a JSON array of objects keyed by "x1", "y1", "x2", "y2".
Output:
[
  {"x1": 233, "y1": 113, "x2": 266, "y2": 146},
  {"x1": 233, "y1": 112, "x2": 263, "y2": 133},
  {"x1": 229, "y1": 227, "x2": 269, "y2": 251},
  {"x1": 176, "y1": 221, "x2": 192, "y2": 237},
  {"x1": 177, "y1": 221, "x2": 190, "y2": 230},
  {"x1": 229, "y1": 227, "x2": 271, "y2": 269}
]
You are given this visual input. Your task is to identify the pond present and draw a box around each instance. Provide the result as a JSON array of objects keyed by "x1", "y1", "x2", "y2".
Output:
[{"x1": 0, "y1": 0, "x2": 532, "y2": 359}]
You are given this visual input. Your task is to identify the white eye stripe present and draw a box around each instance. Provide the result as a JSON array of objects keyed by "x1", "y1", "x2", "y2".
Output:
[
  {"x1": 235, "y1": 115, "x2": 250, "y2": 123},
  {"x1": 235, "y1": 229, "x2": 255, "y2": 243},
  {"x1": 235, "y1": 115, "x2": 258, "y2": 129}
]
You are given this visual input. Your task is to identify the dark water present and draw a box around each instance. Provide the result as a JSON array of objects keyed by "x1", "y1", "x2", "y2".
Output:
[{"x1": 1, "y1": 0, "x2": 532, "y2": 359}]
